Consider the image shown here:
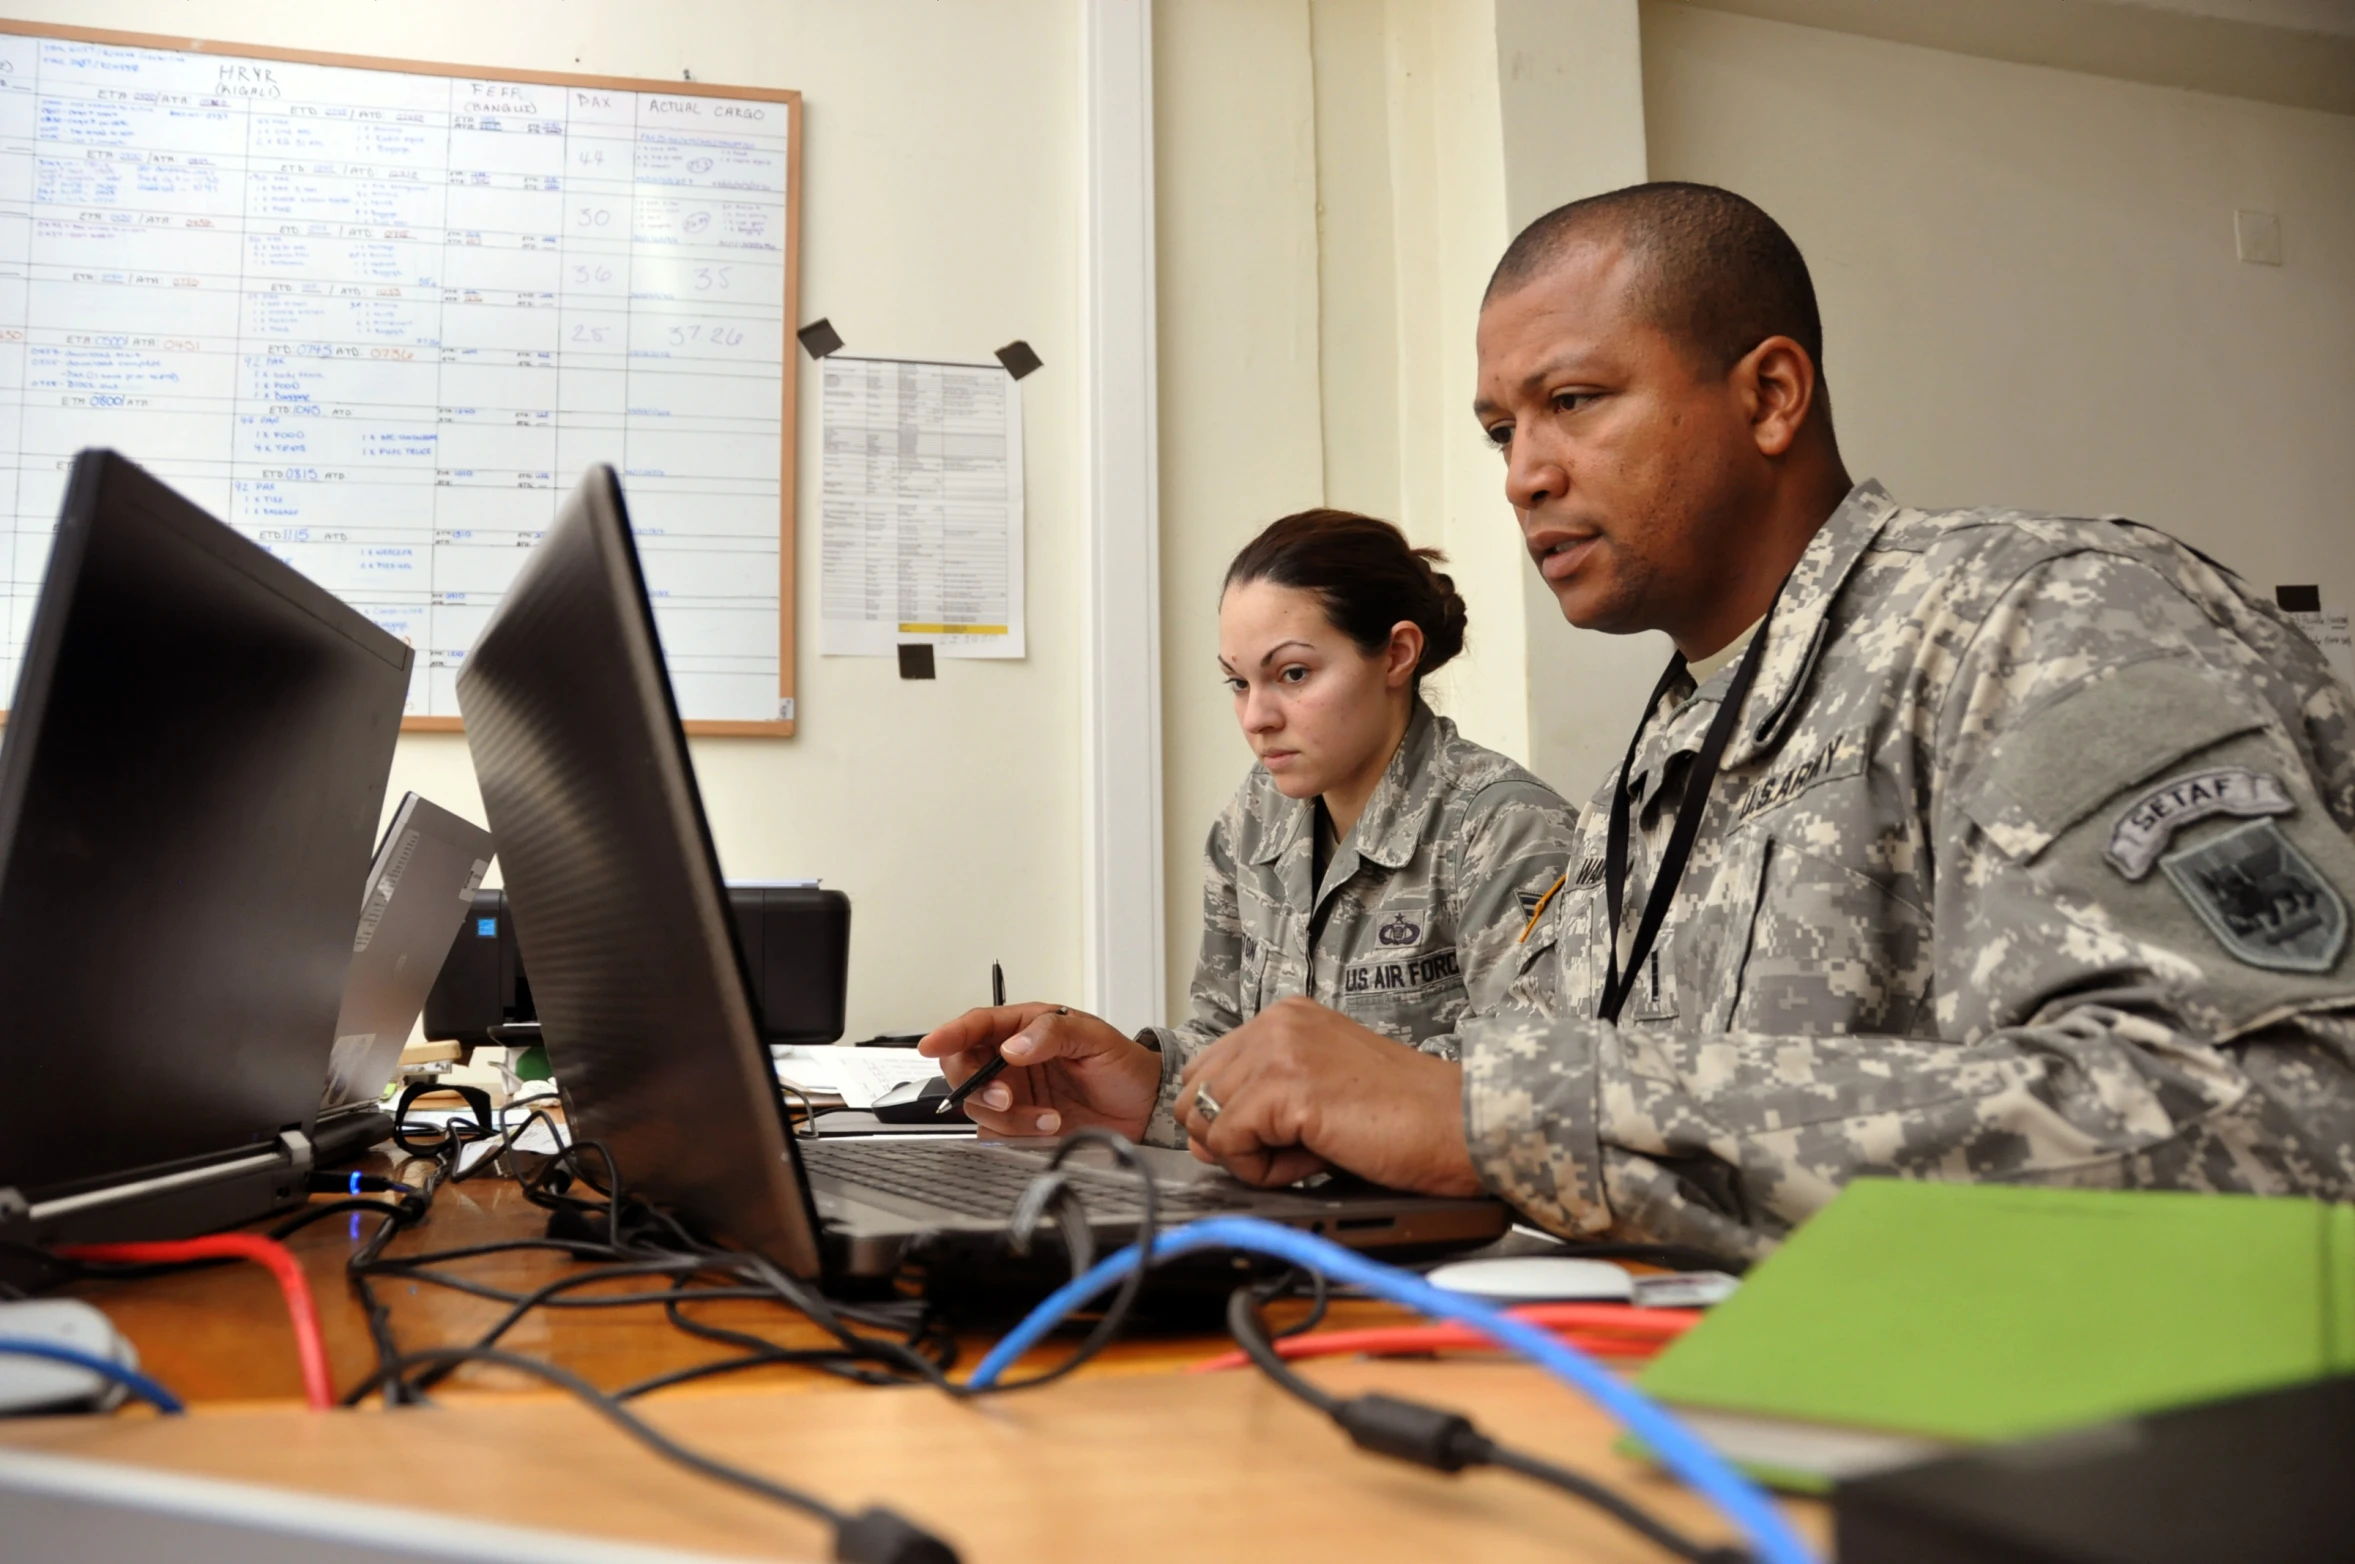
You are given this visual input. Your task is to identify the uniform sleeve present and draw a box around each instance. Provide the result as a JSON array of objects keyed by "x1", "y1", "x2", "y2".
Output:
[
  {"x1": 1447, "y1": 779, "x2": 1580, "y2": 1018},
  {"x1": 1462, "y1": 553, "x2": 2355, "y2": 1260},
  {"x1": 1134, "y1": 809, "x2": 1247, "y2": 1147}
]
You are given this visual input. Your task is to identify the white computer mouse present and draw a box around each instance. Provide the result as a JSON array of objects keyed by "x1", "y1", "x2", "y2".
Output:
[{"x1": 1423, "y1": 1255, "x2": 1636, "y2": 1303}]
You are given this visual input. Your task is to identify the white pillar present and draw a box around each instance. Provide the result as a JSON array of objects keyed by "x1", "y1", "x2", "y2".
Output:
[
  {"x1": 1492, "y1": 0, "x2": 1667, "y2": 801},
  {"x1": 1081, "y1": 0, "x2": 1168, "y2": 1028}
]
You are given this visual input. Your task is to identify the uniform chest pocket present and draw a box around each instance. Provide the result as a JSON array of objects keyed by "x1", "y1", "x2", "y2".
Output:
[
  {"x1": 1338, "y1": 946, "x2": 1468, "y2": 1047},
  {"x1": 1238, "y1": 932, "x2": 1277, "y2": 1016},
  {"x1": 1729, "y1": 831, "x2": 1932, "y2": 1037}
]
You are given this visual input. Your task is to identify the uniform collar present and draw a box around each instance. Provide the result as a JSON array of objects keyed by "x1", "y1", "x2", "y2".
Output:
[
  {"x1": 1618, "y1": 481, "x2": 1893, "y2": 798},
  {"x1": 1347, "y1": 698, "x2": 1446, "y2": 871},
  {"x1": 1246, "y1": 698, "x2": 1442, "y2": 869},
  {"x1": 1720, "y1": 479, "x2": 1896, "y2": 769}
]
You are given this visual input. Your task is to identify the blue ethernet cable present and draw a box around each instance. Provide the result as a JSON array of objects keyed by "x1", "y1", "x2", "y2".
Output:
[
  {"x1": 0, "y1": 1338, "x2": 187, "y2": 1414},
  {"x1": 966, "y1": 1216, "x2": 1817, "y2": 1564}
]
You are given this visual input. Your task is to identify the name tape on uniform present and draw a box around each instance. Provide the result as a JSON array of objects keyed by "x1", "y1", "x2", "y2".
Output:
[{"x1": 1342, "y1": 947, "x2": 1461, "y2": 996}]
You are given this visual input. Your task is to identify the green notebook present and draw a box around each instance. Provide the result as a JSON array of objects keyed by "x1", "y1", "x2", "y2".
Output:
[{"x1": 1632, "y1": 1180, "x2": 2355, "y2": 1492}]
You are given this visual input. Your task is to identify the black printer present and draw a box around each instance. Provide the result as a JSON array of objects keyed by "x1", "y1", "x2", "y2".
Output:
[{"x1": 425, "y1": 882, "x2": 851, "y2": 1047}]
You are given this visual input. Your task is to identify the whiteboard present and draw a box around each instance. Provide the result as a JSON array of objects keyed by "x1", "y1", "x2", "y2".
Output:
[{"x1": 0, "y1": 24, "x2": 802, "y2": 733}]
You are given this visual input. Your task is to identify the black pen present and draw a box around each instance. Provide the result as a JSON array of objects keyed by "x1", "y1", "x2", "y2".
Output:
[{"x1": 938, "y1": 961, "x2": 1010, "y2": 1115}]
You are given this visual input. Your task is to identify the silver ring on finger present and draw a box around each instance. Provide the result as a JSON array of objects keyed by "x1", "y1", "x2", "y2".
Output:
[{"x1": 1194, "y1": 1084, "x2": 1223, "y2": 1124}]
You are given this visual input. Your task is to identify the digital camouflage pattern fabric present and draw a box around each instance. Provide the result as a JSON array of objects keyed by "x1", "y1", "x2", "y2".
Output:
[
  {"x1": 1140, "y1": 700, "x2": 1578, "y2": 1146},
  {"x1": 1462, "y1": 481, "x2": 2355, "y2": 1260}
]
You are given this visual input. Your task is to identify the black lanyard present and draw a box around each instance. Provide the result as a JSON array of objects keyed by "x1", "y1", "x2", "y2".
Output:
[{"x1": 1600, "y1": 598, "x2": 1780, "y2": 1025}]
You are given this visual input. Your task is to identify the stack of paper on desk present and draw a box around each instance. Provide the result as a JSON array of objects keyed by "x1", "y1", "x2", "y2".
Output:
[
  {"x1": 772, "y1": 1046, "x2": 941, "y2": 1109},
  {"x1": 1632, "y1": 1179, "x2": 2355, "y2": 1491}
]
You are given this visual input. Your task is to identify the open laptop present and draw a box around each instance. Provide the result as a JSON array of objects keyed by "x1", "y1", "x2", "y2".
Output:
[
  {"x1": 455, "y1": 466, "x2": 1505, "y2": 1283},
  {"x1": 0, "y1": 451, "x2": 411, "y2": 1258},
  {"x1": 312, "y1": 793, "x2": 497, "y2": 1164}
]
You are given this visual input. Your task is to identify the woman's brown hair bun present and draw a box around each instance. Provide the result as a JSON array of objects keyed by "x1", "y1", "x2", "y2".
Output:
[{"x1": 1223, "y1": 509, "x2": 1468, "y2": 683}]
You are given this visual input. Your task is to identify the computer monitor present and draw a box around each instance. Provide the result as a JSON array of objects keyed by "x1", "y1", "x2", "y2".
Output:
[
  {"x1": 0, "y1": 451, "x2": 411, "y2": 1247},
  {"x1": 315, "y1": 793, "x2": 496, "y2": 1161},
  {"x1": 456, "y1": 465, "x2": 820, "y2": 1273}
]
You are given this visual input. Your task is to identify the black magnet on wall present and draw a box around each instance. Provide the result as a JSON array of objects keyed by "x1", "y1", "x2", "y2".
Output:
[
  {"x1": 897, "y1": 644, "x2": 937, "y2": 680},
  {"x1": 2277, "y1": 584, "x2": 2323, "y2": 613},
  {"x1": 798, "y1": 318, "x2": 845, "y2": 360},
  {"x1": 993, "y1": 340, "x2": 1042, "y2": 380}
]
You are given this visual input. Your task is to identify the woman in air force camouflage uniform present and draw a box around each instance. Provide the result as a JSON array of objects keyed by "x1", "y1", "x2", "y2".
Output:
[{"x1": 924, "y1": 509, "x2": 1578, "y2": 1147}]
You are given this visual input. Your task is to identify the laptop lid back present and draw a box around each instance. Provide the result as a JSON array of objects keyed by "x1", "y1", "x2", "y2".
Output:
[
  {"x1": 455, "y1": 466, "x2": 822, "y2": 1277},
  {"x1": 322, "y1": 793, "x2": 496, "y2": 1114},
  {"x1": 0, "y1": 451, "x2": 411, "y2": 1206}
]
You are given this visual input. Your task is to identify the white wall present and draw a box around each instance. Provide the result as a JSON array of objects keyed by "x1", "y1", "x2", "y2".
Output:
[
  {"x1": 1151, "y1": 0, "x2": 1660, "y2": 1017},
  {"x1": 1153, "y1": 0, "x2": 1327, "y2": 1011},
  {"x1": 1642, "y1": 1, "x2": 2355, "y2": 606},
  {"x1": 20, "y1": 0, "x2": 1088, "y2": 1041}
]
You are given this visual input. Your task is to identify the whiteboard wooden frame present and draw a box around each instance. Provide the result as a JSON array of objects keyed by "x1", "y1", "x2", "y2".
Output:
[{"x1": 0, "y1": 21, "x2": 803, "y2": 737}]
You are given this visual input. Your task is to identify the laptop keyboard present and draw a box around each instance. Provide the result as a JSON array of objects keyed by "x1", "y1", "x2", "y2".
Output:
[{"x1": 801, "y1": 1138, "x2": 1235, "y2": 1220}]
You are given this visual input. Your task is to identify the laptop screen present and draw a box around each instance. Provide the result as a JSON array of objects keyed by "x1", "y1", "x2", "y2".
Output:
[
  {"x1": 321, "y1": 793, "x2": 495, "y2": 1115},
  {"x1": 455, "y1": 466, "x2": 824, "y2": 1276},
  {"x1": 0, "y1": 451, "x2": 411, "y2": 1201}
]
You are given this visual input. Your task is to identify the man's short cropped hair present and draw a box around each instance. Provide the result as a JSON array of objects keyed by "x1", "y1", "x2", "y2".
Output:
[{"x1": 1485, "y1": 182, "x2": 1824, "y2": 378}]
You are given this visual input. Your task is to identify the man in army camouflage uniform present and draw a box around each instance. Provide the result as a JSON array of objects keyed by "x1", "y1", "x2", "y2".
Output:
[{"x1": 924, "y1": 182, "x2": 2355, "y2": 1258}]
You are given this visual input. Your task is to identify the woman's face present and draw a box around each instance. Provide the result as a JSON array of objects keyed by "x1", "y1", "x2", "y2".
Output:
[{"x1": 1217, "y1": 579, "x2": 1413, "y2": 802}]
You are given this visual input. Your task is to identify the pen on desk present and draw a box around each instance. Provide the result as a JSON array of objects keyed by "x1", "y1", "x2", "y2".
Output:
[{"x1": 939, "y1": 961, "x2": 1011, "y2": 1115}]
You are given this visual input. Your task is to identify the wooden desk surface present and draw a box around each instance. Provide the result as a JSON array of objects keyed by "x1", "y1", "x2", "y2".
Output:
[
  {"x1": 0, "y1": 1360, "x2": 1828, "y2": 1563},
  {"x1": 26, "y1": 1146, "x2": 1828, "y2": 1561},
  {"x1": 60, "y1": 1142, "x2": 1352, "y2": 1403}
]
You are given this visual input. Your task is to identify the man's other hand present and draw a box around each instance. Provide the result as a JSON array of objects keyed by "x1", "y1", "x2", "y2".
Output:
[{"x1": 1176, "y1": 997, "x2": 1483, "y2": 1195}]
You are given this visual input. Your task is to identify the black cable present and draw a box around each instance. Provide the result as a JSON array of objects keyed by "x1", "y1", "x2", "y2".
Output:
[
  {"x1": 1254, "y1": 1265, "x2": 1331, "y2": 1340},
  {"x1": 449, "y1": 1104, "x2": 566, "y2": 1185},
  {"x1": 958, "y1": 1127, "x2": 1159, "y2": 1395},
  {"x1": 345, "y1": 1347, "x2": 958, "y2": 1564},
  {"x1": 267, "y1": 1196, "x2": 423, "y2": 1241},
  {"x1": 342, "y1": 1122, "x2": 1158, "y2": 1411},
  {"x1": 1224, "y1": 1288, "x2": 1749, "y2": 1564},
  {"x1": 615, "y1": 1345, "x2": 885, "y2": 1400}
]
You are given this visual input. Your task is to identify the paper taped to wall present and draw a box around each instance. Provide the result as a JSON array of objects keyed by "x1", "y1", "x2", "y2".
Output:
[{"x1": 819, "y1": 356, "x2": 1025, "y2": 659}]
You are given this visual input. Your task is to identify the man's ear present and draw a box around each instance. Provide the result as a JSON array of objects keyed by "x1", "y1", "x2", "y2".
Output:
[
  {"x1": 1737, "y1": 335, "x2": 1818, "y2": 458},
  {"x1": 1385, "y1": 621, "x2": 1426, "y2": 690}
]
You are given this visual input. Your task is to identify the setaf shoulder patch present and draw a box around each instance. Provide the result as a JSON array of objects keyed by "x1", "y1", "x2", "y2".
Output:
[
  {"x1": 2106, "y1": 766, "x2": 2294, "y2": 880},
  {"x1": 2160, "y1": 818, "x2": 2348, "y2": 972}
]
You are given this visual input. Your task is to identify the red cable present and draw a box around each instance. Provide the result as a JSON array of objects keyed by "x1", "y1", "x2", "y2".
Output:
[
  {"x1": 64, "y1": 1235, "x2": 335, "y2": 1410},
  {"x1": 1189, "y1": 1302, "x2": 1700, "y2": 1376}
]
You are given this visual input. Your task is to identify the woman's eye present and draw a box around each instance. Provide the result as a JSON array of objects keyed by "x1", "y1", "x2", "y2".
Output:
[
  {"x1": 1483, "y1": 422, "x2": 1512, "y2": 449},
  {"x1": 1223, "y1": 677, "x2": 1247, "y2": 694},
  {"x1": 1280, "y1": 665, "x2": 1309, "y2": 684}
]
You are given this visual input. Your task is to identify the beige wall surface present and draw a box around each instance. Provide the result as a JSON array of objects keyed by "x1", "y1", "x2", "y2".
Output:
[
  {"x1": 1151, "y1": 0, "x2": 1546, "y2": 1019},
  {"x1": 16, "y1": 0, "x2": 1086, "y2": 1042},
  {"x1": 1153, "y1": 0, "x2": 1329, "y2": 1016},
  {"x1": 1643, "y1": 1, "x2": 2355, "y2": 605},
  {"x1": 1152, "y1": 0, "x2": 1661, "y2": 1017}
]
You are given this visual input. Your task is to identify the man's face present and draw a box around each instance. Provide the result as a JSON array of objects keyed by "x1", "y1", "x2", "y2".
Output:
[{"x1": 1473, "y1": 240, "x2": 1761, "y2": 640}]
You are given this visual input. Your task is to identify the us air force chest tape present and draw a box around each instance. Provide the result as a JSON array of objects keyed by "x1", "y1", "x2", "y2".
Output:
[{"x1": 1343, "y1": 914, "x2": 1462, "y2": 996}]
